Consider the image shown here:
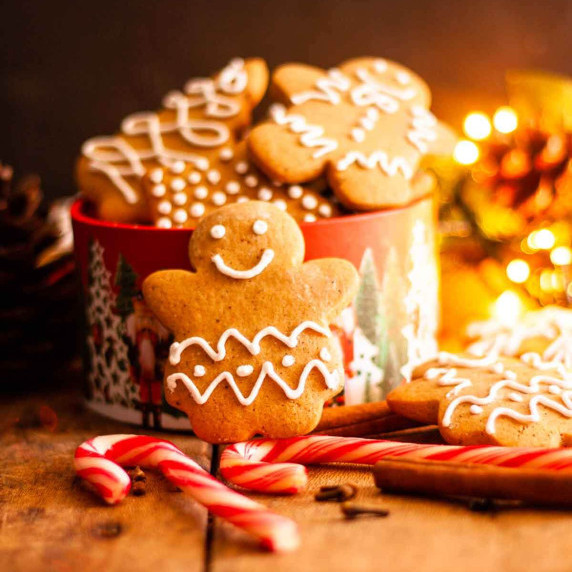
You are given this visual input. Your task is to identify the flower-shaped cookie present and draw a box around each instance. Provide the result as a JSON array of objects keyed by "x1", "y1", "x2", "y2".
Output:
[
  {"x1": 142, "y1": 201, "x2": 359, "y2": 443},
  {"x1": 77, "y1": 58, "x2": 269, "y2": 223},
  {"x1": 248, "y1": 57, "x2": 455, "y2": 210}
]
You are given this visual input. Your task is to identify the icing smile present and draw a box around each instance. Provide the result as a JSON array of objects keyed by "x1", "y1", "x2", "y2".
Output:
[{"x1": 212, "y1": 249, "x2": 275, "y2": 279}]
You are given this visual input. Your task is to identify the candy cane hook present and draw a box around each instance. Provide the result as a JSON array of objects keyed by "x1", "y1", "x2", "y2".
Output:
[{"x1": 74, "y1": 435, "x2": 299, "y2": 552}]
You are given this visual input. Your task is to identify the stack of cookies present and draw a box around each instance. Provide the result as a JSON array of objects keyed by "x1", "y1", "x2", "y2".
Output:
[{"x1": 77, "y1": 57, "x2": 454, "y2": 228}]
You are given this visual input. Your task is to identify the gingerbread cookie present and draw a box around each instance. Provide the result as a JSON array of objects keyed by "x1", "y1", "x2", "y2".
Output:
[
  {"x1": 142, "y1": 201, "x2": 359, "y2": 443},
  {"x1": 248, "y1": 57, "x2": 455, "y2": 211},
  {"x1": 140, "y1": 140, "x2": 340, "y2": 227},
  {"x1": 387, "y1": 352, "x2": 572, "y2": 447},
  {"x1": 77, "y1": 58, "x2": 269, "y2": 223},
  {"x1": 467, "y1": 306, "x2": 572, "y2": 371}
]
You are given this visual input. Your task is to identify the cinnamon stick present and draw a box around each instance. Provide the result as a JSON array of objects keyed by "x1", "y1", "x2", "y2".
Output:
[
  {"x1": 373, "y1": 458, "x2": 572, "y2": 507},
  {"x1": 315, "y1": 401, "x2": 421, "y2": 437}
]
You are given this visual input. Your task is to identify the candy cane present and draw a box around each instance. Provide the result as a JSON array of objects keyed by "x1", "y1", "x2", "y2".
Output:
[
  {"x1": 220, "y1": 435, "x2": 572, "y2": 494},
  {"x1": 74, "y1": 435, "x2": 299, "y2": 552}
]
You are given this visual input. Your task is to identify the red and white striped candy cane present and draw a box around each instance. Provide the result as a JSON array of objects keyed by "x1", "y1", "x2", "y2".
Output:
[
  {"x1": 220, "y1": 435, "x2": 572, "y2": 494},
  {"x1": 74, "y1": 435, "x2": 299, "y2": 552}
]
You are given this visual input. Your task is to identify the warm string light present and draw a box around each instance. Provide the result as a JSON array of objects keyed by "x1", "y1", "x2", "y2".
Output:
[{"x1": 450, "y1": 105, "x2": 571, "y2": 311}]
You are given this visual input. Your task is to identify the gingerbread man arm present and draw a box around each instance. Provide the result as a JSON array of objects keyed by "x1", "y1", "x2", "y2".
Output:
[
  {"x1": 142, "y1": 270, "x2": 198, "y2": 334},
  {"x1": 296, "y1": 258, "x2": 359, "y2": 323}
]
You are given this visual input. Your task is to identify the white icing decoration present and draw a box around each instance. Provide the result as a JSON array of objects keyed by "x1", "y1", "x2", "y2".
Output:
[
  {"x1": 157, "y1": 200, "x2": 172, "y2": 215},
  {"x1": 270, "y1": 104, "x2": 338, "y2": 159},
  {"x1": 336, "y1": 151, "x2": 413, "y2": 179},
  {"x1": 194, "y1": 365, "x2": 206, "y2": 377},
  {"x1": 320, "y1": 348, "x2": 331, "y2": 362},
  {"x1": 407, "y1": 106, "x2": 438, "y2": 153},
  {"x1": 194, "y1": 186, "x2": 208, "y2": 199},
  {"x1": 219, "y1": 147, "x2": 234, "y2": 162},
  {"x1": 235, "y1": 161, "x2": 249, "y2": 174},
  {"x1": 288, "y1": 185, "x2": 303, "y2": 199},
  {"x1": 151, "y1": 184, "x2": 166, "y2": 197},
  {"x1": 173, "y1": 192, "x2": 188, "y2": 206},
  {"x1": 212, "y1": 249, "x2": 274, "y2": 279},
  {"x1": 282, "y1": 355, "x2": 295, "y2": 367},
  {"x1": 170, "y1": 321, "x2": 331, "y2": 365},
  {"x1": 396, "y1": 71, "x2": 411, "y2": 85},
  {"x1": 210, "y1": 224, "x2": 226, "y2": 239},
  {"x1": 207, "y1": 169, "x2": 221, "y2": 185},
  {"x1": 258, "y1": 188, "x2": 273, "y2": 201},
  {"x1": 81, "y1": 59, "x2": 247, "y2": 200},
  {"x1": 290, "y1": 69, "x2": 351, "y2": 105},
  {"x1": 190, "y1": 203, "x2": 205, "y2": 217},
  {"x1": 302, "y1": 195, "x2": 318, "y2": 210},
  {"x1": 170, "y1": 161, "x2": 186, "y2": 174},
  {"x1": 469, "y1": 404, "x2": 483, "y2": 415},
  {"x1": 225, "y1": 181, "x2": 240, "y2": 194},
  {"x1": 170, "y1": 177, "x2": 186, "y2": 192},
  {"x1": 149, "y1": 168, "x2": 164, "y2": 184},
  {"x1": 236, "y1": 365, "x2": 254, "y2": 377},
  {"x1": 244, "y1": 175, "x2": 258, "y2": 188},
  {"x1": 212, "y1": 192, "x2": 227, "y2": 206},
  {"x1": 188, "y1": 172, "x2": 201, "y2": 184},
  {"x1": 318, "y1": 204, "x2": 332, "y2": 217},
  {"x1": 509, "y1": 392, "x2": 523, "y2": 402},
  {"x1": 157, "y1": 217, "x2": 172, "y2": 228},
  {"x1": 252, "y1": 220, "x2": 268, "y2": 235},
  {"x1": 351, "y1": 128, "x2": 366, "y2": 143},
  {"x1": 173, "y1": 209, "x2": 188, "y2": 224},
  {"x1": 167, "y1": 360, "x2": 340, "y2": 406}
]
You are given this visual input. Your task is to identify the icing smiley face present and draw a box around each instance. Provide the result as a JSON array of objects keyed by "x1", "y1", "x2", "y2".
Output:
[{"x1": 189, "y1": 201, "x2": 304, "y2": 278}]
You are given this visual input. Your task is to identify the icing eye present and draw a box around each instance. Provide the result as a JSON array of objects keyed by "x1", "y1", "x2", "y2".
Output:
[
  {"x1": 210, "y1": 224, "x2": 226, "y2": 239},
  {"x1": 252, "y1": 220, "x2": 268, "y2": 235}
]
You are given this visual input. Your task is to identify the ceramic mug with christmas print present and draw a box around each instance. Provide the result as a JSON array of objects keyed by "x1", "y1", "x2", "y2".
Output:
[{"x1": 72, "y1": 197, "x2": 439, "y2": 430}]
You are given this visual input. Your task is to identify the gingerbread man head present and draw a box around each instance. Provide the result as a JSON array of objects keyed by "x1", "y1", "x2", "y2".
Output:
[
  {"x1": 248, "y1": 57, "x2": 455, "y2": 211},
  {"x1": 142, "y1": 201, "x2": 359, "y2": 443}
]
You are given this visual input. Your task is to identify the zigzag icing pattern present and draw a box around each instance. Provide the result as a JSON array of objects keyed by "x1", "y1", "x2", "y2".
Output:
[
  {"x1": 169, "y1": 321, "x2": 330, "y2": 365},
  {"x1": 167, "y1": 360, "x2": 341, "y2": 406}
]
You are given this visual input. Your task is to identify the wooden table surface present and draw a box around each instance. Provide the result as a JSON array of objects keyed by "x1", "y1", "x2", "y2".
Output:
[{"x1": 2, "y1": 375, "x2": 571, "y2": 572}]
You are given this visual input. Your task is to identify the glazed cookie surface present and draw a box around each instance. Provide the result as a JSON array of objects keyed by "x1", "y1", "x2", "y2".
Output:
[
  {"x1": 387, "y1": 352, "x2": 572, "y2": 447},
  {"x1": 142, "y1": 201, "x2": 359, "y2": 443},
  {"x1": 248, "y1": 57, "x2": 455, "y2": 211},
  {"x1": 77, "y1": 58, "x2": 268, "y2": 223}
]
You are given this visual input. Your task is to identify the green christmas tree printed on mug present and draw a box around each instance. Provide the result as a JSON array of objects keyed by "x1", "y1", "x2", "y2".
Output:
[
  {"x1": 85, "y1": 239, "x2": 183, "y2": 429},
  {"x1": 347, "y1": 221, "x2": 438, "y2": 403}
]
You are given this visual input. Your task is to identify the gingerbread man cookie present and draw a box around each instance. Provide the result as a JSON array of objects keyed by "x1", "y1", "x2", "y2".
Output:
[
  {"x1": 387, "y1": 352, "x2": 572, "y2": 447},
  {"x1": 248, "y1": 57, "x2": 455, "y2": 211},
  {"x1": 141, "y1": 140, "x2": 340, "y2": 227},
  {"x1": 76, "y1": 58, "x2": 269, "y2": 223},
  {"x1": 142, "y1": 201, "x2": 359, "y2": 443}
]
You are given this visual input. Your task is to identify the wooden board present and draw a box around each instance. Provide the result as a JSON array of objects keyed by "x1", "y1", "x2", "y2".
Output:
[
  {"x1": 0, "y1": 383, "x2": 211, "y2": 572},
  {"x1": 1, "y1": 381, "x2": 572, "y2": 572},
  {"x1": 210, "y1": 465, "x2": 572, "y2": 572}
]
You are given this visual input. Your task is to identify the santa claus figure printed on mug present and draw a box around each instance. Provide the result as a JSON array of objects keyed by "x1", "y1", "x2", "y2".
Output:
[{"x1": 142, "y1": 201, "x2": 359, "y2": 443}]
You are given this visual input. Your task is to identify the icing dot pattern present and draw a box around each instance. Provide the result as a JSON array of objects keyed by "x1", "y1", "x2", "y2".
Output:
[{"x1": 142, "y1": 148, "x2": 339, "y2": 228}]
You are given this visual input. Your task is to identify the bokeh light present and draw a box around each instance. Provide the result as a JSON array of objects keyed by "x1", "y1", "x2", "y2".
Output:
[
  {"x1": 463, "y1": 112, "x2": 492, "y2": 141},
  {"x1": 493, "y1": 107, "x2": 518, "y2": 134},
  {"x1": 454, "y1": 140, "x2": 480, "y2": 165}
]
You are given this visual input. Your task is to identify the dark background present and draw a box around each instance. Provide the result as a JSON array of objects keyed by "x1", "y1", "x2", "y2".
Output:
[{"x1": 3, "y1": 0, "x2": 572, "y2": 198}]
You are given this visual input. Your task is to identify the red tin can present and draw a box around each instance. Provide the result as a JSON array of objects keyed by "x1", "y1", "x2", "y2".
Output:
[{"x1": 72, "y1": 197, "x2": 439, "y2": 430}]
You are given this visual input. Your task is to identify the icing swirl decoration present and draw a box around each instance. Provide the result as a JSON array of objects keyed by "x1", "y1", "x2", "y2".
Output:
[{"x1": 212, "y1": 249, "x2": 275, "y2": 279}]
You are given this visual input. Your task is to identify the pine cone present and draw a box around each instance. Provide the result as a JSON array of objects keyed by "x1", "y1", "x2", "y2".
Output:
[
  {"x1": 0, "y1": 164, "x2": 78, "y2": 388},
  {"x1": 472, "y1": 126, "x2": 572, "y2": 221}
]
